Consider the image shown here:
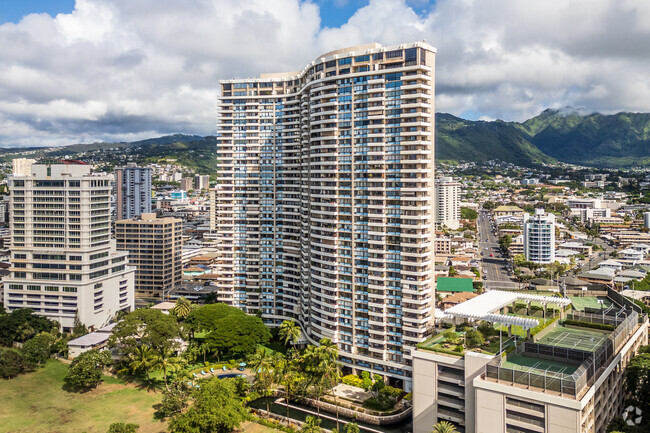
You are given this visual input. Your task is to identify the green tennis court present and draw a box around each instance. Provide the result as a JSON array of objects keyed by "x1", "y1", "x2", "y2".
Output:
[
  {"x1": 537, "y1": 326, "x2": 608, "y2": 352},
  {"x1": 502, "y1": 354, "x2": 579, "y2": 375},
  {"x1": 569, "y1": 296, "x2": 613, "y2": 311}
]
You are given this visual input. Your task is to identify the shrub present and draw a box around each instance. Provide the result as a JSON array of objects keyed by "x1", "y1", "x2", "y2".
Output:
[
  {"x1": 363, "y1": 394, "x2": 395, "y2": 411},
  {"x1": 380, "y1": 385, "x2": 403, "y2": 398},
  {"x1": 465, "y1": 330, "x2": 485, "y2": 348},
  {"x1": 107, "y1": 423, "x2": 139, "y2": 433},
  {"x1": 403, "y1": 392, "x2": 412, "y2": 401},
  {"x1": 563, "y1": 319, "x2": 615, "y2": 331},
  {"x1": 342, "y1": 374, "x2": 363, "y2": 388},
  {"x1": 530, "y1": 305, "x2": 543, "y2": 311},
  {"x1": 453, "y1": 345, "x2": 463, "y2": 353},
  {"x1": 514, "y1": 302, "x2": 527, "y2": 309}
]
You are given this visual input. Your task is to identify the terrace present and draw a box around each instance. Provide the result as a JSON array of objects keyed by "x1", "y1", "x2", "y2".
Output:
[
  {"x1": 422, "y1": 289, "x2": 645, "y2": 399},
  {"x1": 484, "y1": 306, "x2": 640, "y2": 399}
]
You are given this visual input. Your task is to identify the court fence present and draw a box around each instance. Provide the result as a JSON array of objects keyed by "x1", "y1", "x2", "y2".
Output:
[{"x1": 484, "y1": 310, "x2": 639, "y2": 398}]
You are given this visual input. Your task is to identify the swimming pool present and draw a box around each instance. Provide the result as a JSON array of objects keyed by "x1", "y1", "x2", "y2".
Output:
[{"x1": 218, "y1": 373, "x2": 246, "y2": 379}]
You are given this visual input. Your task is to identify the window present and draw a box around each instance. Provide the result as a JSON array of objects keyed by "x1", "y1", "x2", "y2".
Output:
[
  {"x1": 354, "y1": 55, "x2": 370, "y2": 62},
  {"x1": 386, "y1": 49, "x2": 402, "y2": 58},
  {"x1": 338, "y1": 57, "x2": 351, "y2": 65},
  {"x1": 325, "y1": 60, "x2": 336, "y2": 68},
  {"x1": 63, "y1": 287, "x2": 77, "y2": 293},
  {"x1": 405, "y1": 47, "x2": 417, "y2": 62},
  {"x1": 373, "y1": 53, "x2": 383, "y2": 60}
]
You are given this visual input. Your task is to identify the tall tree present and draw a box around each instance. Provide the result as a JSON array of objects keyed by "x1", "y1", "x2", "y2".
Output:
[
  {"x1": 249, "y1": 347, "x2": 275, "y2": 415},
  {"x1": 128, "y1": 344, "x2": 155, "y2": 382},
  {"x1": 172, "y1": 297, "x2": 192, "y2": 320},
  {"x1": 275, "y1": 352, "x2": 301, "y2": 420},
  {"x1": 278, "y1": 320, "x2": 302, "y2": 351},
  {"x1": 109, "y1": 309, "x2": 182, "y2": 355},
  {"x1": 151, "y1": 347, "x2": 185, "y2": 391},
  {"x1": 167, "y1": 377, "x2": 248, "y2": 433},
  {"x1": 65, "y1": 349, "x2": 111, "y2": 391},
  {"x1": 22, "y1": 332, "x2": 55, "y2": 365}
]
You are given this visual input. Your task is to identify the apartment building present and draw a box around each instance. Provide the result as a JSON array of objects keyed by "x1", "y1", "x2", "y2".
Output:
[
  {"x1": 3, "y1": 161, "x2": 135, "y2": 330},
  {"x1": 413, "y1": 290, "x2": 648, "y2": 433},
  {"x1": 435, "y1": 177, "x2": 461, "y2": 230},
  {"x1": 115, "y1": 163, "x2": 152, "y2": 219},
  {"x1": 195, "y1": 175, "x2": 210, "y2": 190},
  {"x1": 524, "y1": 209, "x2": 555, "y2": 264},
  {"x1": 215, "y1": 42, "x2": 437, "y2": 389},
  {"x1": 180, "y1": 177, "x2": 194, "y2": 192},
  {"x1": 208, "y1": 187, "x2": 217, "y2": 232},
  {"x1": 115, "y1": 213, "x2": 182, "y2": 299}
]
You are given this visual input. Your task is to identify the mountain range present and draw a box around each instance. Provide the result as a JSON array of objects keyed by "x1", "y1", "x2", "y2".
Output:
[
  {"x1": 437, "y1": 108, "x2": 650, "y2": 168},
  {"x1": 6, "y1": 109, "x2": 650, "y2": 170}
]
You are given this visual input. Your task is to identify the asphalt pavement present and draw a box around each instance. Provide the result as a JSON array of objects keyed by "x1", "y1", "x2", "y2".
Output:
[{"x1": 478, "y1": 211, "x2": 518, "y2": 290}]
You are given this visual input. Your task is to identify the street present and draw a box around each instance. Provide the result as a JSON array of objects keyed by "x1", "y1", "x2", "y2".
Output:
[{"x1": 477, "y1": 211, "x2": 518, "y2": 290}]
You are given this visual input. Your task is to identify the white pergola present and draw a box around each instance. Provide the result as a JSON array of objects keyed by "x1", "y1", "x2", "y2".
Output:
[{"x1": 444, "y1": 290, "x2": 571, "y2": 330}]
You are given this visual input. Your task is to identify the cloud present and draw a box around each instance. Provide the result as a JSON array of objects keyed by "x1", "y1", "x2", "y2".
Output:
[{"x1": 0, "y1": 0, "x2": 649, "y2": 146}]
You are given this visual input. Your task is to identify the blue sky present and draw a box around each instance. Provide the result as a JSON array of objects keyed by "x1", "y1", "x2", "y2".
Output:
[
  {"x1": 0, "y1": 0, "x2": 75, "y2": 23},
  {"x1": 0, "y1": 0, "x2": 434, "y2": 27},
  {"x1": 0, "y1": 0, "x2": 646, "y2": 147}
]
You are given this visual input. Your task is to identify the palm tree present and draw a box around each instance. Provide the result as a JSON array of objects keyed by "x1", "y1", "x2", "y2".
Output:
[
  {"x1": 317, "y1": 338, "x2": 338, "y2": 363},
  {"x1": 128, "y1": 345, "x2": 155, "y2": 382},
  {"x1": 321, "y1": 359, "x2": 341, "y2": 430},
  {"x1": 303, "y1": 341, "x2": 339, "y2": 419},
  {"x1": 301, "y1": 415, "x2": 322, "y2": 433},
  {"x1": 275, "y1": 352, "x2": 301, "y2": 421},
  {"x1": 198, "y1": 341, "x2": 210, "y2": 364},
  {"x1": 172, "y1": 297, "x2": 192, "y2": 320},
  {"x1": 432, "y1": 421, "x2": 459, "y2": 433},
  {"x1": 278, "y1": 320, "x2": 302, "y2": 351},
  {"x1": 249, "y1": 347, "x2": 275, "y2": 415},
  {"x1": 151, "y1": 347, "x2": 185, "y2": 390}
]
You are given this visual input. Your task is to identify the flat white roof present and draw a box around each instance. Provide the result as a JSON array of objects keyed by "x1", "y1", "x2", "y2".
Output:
[
  {"x1": 443, "y1": 290, "x2": 571, "y2": 330},
  {"x1": 68, "y1": 332, "x2": 110, "y2": 347}
]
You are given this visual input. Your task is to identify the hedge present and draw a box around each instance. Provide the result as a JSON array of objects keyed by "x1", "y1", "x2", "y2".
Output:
[
  {"x1": 563, "y1": 319, "x2": 615, "y2": 331},
  {"x1": 381, "y1": 385, "x2": 403, "y2": 398},
  {"x1": 342, "y1": 374, "x2": 364, "y2": 388},
  {"x1": 530, "y1": 316, "x2": 559, "y2": 336}
]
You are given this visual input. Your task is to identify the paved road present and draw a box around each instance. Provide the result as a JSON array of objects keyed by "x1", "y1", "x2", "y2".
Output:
[{"x1": 478, "y1": 211, "x2": 518, "y2": 290}]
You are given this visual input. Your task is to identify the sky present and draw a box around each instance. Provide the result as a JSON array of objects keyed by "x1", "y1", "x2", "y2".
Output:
[{"x1": 0, "y1": 0, "x2": 648, "y2": 147}]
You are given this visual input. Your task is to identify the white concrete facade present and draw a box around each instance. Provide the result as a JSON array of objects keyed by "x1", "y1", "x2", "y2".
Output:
[
  {"x1": 524, "y1": 209, "x2": 556, "y2": 264},
  {"x1": 435, "y1": 176, "x2": 461, "y2": 230},
  {"x1": 3, "y1": 161, "x2": 135, "y2": 330}
]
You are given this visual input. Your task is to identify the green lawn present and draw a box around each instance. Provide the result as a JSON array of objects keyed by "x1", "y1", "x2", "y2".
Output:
[
  {"x1": 0, "y1": 359, "x2": 282, "y2": 433},
  {"x1": 0, "y1": 359, "x2": 166, "y2": 433}
]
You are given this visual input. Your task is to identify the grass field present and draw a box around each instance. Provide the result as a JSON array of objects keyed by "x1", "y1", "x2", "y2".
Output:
[
  {"x1": 0, "y1": 359, "x2": 166, "y2": 433},
  {"x1": 0, "y1": 359, "x2": 281, "y2": 433}
]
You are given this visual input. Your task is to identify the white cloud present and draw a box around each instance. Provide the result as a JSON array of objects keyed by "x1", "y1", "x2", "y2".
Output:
[{"x1": 0, "y1": 0, "x2": 649, "y2": 146}]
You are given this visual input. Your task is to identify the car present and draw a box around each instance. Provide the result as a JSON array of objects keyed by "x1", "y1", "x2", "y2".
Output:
[
  {"x1": 482, "y1": 275, "x2": 488, "y2": 280},
  {"x1": 489, "y1": 254, "x2": 493, "y2": 257}
]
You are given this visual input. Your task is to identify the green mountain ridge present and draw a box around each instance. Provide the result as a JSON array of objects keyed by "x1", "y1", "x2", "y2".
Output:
[
  {"x1": 13, "y1": 109, "x2": 650, "y2": 170},
  {"x1": 437, "y1": 109, "x2": 650, "y2": 168}
]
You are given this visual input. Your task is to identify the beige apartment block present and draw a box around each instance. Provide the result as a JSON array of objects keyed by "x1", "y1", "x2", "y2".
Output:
[
  {"x1": 215, "y1": 42, "x2": 437, "y2": 389},
  {"x1": 435, "y1": 177, "x2": 461, "y2": 230},
  {"x1": 115, "y1": 213, "x2": 182, "y2": 299},
  {"x1": 3, "y1": 161, "x2": 135, "y2": 330}
]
